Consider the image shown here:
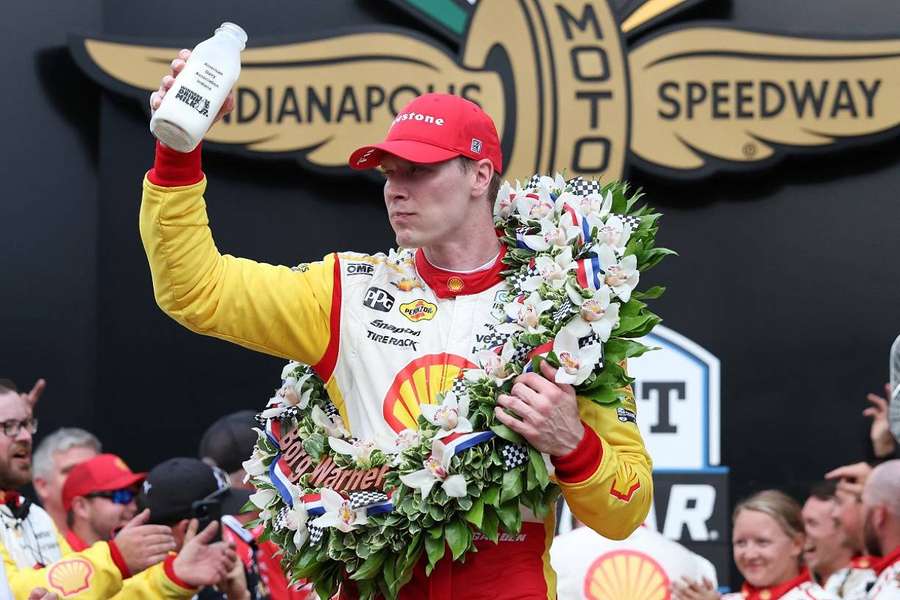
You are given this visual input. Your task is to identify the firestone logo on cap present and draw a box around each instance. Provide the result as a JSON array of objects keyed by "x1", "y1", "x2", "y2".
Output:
[{"x1": 392, "y1": 112, "x2": 445, "y2": 127}]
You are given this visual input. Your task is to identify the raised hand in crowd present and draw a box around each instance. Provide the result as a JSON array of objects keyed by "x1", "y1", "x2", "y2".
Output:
[
  {"x1": 149, "y1": 49, "x2": 235, "y2": 123},
  {"x1": 20, "y1": 379, "x2": 46, "y2": 409},
  {"x1": 672, "y1": 576, "x2": 719, "y2": 600},
  {"x1": 825, "y1": 461, "x2": 872, "y2": 499},
  {"x1": 865, "y1": 383, "x2": 897, "y2": 458},
  {"x1": 173, "y1": 519, "x2": 239, "y2": 589},
  {"x1": 215, "y1": 538, "x2": 251, "y2": 600},
  {"x1": 113, "y1": 509, "x2": 176, "y2": 574},
  {"x1": 27, "y1": 588, "x2": 58, "y2": 600}
]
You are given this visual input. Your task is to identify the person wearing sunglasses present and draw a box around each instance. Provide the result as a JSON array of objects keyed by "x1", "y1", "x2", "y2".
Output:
[{"x1": 61, "y1": 453, "x2": 145, "y2": 551}]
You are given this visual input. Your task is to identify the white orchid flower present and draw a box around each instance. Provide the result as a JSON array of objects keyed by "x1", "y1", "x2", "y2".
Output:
[
  {"x1": 328, "y1": 437, "x2": 376, "y2": 468},
  {"x1": 376, "y1": 429, "x2": 420, "y2": 455},
  {"x1": 595, "y1": 245, "x2": 640, "y2": 302},
  {"x1": 311, "y1": 488, "x2": 368, "y2": 533},
  {"x1": 278, "y1": 372, "x2": 314, "y2": 409},
  {"x1": 311, "y1": 405, "x2": 350, "y2": 439},
  {"x1": 493, "y1": 181, "x2": 516, "y2": 220},
  {"x1": 399, "y1": 438, "x2": 468, "y2": 499},
  {"x1": 241, "y1": 447, "x2": 268, "y2": 482},
  {"x1": 522, "y1": 247, "x2": 575, "y2": 292},
  {"x1": 565, "y1": 282, "x2": 620, "y2": 342},
  {"x1": 597, "y1": 215, "x2": 632, "y2": 251},
  {"x1": 249, "y1": 487, "x2": 278, "y2": 520},
  {"x1": 467, "y1": 340, "x2": 517, "y2": 384},
  {"x1": 280, "y1": 361, "x2": 303, "y2": 380},
  {"x1": 498, "y1": 291, "x2": 555, "y2": 335},
  {"x1": 282, "y1": 483, "x2": 309, "y2": 547},
  {"x1": 538, "y1": 173, "x2": 567, "y2": 193},
  {"x1": 552, "y1": 326, "x2": 604, "y2": 385},
  {"x1": 420, "y1": 391, "x2": 473, "y2": 439},
  {"x1": 520, "y1": 215, "x2": 581, "y2": 253},
  {"x1": 577, "y1": 190, "x2": 613, "y2": 222},
  {"x1": 515, "y1": 188, "x2": 555, "y2": 222}
]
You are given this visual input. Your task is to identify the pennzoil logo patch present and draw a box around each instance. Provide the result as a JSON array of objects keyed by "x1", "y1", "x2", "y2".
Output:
[
  {"x1": 399, "y1": 299, "x2": 437, "y2": 322},
  {"x1": 48, "y1": 558, "x2": 94, "y2": 596}
]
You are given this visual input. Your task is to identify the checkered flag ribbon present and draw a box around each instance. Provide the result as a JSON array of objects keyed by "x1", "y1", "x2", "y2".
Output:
[
  {"x1": 615, "y1": 214, "x2": 641, "y2": 231},
  {"x1": 579, "y1": 331, "x2": 604, "y2": 349},
  {"x1": 566, "y1": 176, "x2": 601, "y2": 197},
  {"x1": 449, "y1": 376, "x2": 470, "y2": 398},
  {"x1": 524, "y1": 174, "x2": 542, "y2": 190},
  {"x1": 323, "y1": 402, "x2": 340, "y2": 418},
  {"x1": 273, "y1": 506, "x2": 291, "y2": 530},
  {"x1": 473, "y1": 326, "x2": 511, "y2": 352},
  {"x1": 552, "y1": 299, "x2": 574, "y2": 322},
  {"x1": 507, "y1": 268, "x2": 531, "y2": 293},
  {"x1": 501, "y1": 444, "x2": 529, "y2": 470},
  {"x1": 509, "y1": 341, "x2": 533, "y2": 366},
  {"x1": 308, "y1": 524, "x2": 325, "y2": 544},
  {"x1": 349, "y1": 491, "x2": 389, "y2": 509}
]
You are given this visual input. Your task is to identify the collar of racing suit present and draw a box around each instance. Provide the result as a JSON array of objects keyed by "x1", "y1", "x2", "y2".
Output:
[
  {"x1": 874, "y1": 545, "x2": 900, "y2": 575},
  {"x1": 414, "y1": 245, "x2": 507, "y2": 299},
  {"x1": 740, "y1": 569, "x2": 811, "y2": 600}
]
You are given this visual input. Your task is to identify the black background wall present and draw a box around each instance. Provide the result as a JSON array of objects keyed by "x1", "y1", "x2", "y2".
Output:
[{"x1": 3, "y1": 0, "x2": 900, "y2": 581}]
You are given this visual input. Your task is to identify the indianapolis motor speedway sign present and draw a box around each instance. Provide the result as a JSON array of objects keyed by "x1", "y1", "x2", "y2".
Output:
[{"x1": 70, "y1": 0, "x2": 900, "y2": 182}]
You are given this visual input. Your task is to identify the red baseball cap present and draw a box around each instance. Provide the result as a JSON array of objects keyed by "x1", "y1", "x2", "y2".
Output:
[
  {"x1": 348, "y1": 93, "x2": 503, "y2": 174},
  {"x1": 62, "y1": 453, "x2": 146, "y2": 511}
]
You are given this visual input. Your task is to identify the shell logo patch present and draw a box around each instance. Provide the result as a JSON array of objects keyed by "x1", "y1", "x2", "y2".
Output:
[
  {"x1": 399, "y1": 299, "x2": 437, "y2": 322},
  {"x1": 447, "y1": 277, "x2": 464, "y2": 292},
  {"x1": 583, "y1": 550, "x2": 670, "y2": 600},
  {"x1": 48, "y1": 558, "x2": 94, "y2": 596},
  {"x1": 382, "y1": 353, "x2": 476, "y2": 431}
]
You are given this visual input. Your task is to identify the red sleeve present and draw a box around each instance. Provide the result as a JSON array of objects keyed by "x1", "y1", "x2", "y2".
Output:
[
  {"x1": 147, "y1": 140, "x2": 203, "y2": 187},
  {"x1": 551, "y1": 421, "x2": 603, "y2": 483},
  {"x1": 163, "y1": 553, "x2": 194, "y2": 590},
  {"x1": 107, "y1": 539, "x2": 131, "y2": 578}
]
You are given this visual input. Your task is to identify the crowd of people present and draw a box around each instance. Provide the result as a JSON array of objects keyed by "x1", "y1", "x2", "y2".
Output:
[{"x1": 1, "y1": 376, "x2": 897, "y2": 600}]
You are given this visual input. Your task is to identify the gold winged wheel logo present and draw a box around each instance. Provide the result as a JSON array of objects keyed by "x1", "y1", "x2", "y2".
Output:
[{"x1": 70, "y1": 0, "x2": 900, "y2": 181}]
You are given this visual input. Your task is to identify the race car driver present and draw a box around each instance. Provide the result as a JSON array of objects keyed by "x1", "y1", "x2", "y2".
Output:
[{"x1": 143, "y1": 49, "x2": 653, "y2": 599}]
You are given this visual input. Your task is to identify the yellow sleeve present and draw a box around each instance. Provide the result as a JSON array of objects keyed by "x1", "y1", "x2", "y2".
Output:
[
  {"x1": 553, "y1": 383, "x2": 654, "y2": 540},
  {"x1": 1, "y1": 534, "x2": 124, "y2": 599},
  {"x1": 112, "y1": 557, "x2": 196, "y2": 600},
  {"x1": 140, "y1": 176, "x2": 336, "y2": 366}
]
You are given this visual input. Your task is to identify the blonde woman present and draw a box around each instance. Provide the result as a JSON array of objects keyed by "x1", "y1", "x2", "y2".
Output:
[{"x1": 674, "y1": 490, "x2": 835, "y2": 600}]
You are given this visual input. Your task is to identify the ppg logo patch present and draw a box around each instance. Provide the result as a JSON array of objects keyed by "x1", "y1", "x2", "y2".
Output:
[
  {"x1": 363, "y1": 287, "x2": 395, "y2": 312},
  {"x1": 470, "y1": 138, "x2": 482, "y2": 153}
]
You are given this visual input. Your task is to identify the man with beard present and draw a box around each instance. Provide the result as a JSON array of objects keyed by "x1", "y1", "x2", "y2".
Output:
[
  {"x1": 0, "y1": 382, "x2": 237, "y2": 598},
  {"x1": 860, "y1": 460, "x2": 900, "y2": 599},
  {"x1": 802, "y1": 481, "x2": 875, "y2": 598},
  {"x1": 32, "y1": 427, "x2": 101, "y2": 532}
]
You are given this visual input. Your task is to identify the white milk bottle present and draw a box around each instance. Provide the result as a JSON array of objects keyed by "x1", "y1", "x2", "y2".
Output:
[{"x1": 150, "y1": 22, "x2": 247, "y2": 152}]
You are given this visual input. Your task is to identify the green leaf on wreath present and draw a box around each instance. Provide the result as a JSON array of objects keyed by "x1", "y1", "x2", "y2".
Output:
[
  {"x1": 501, "y1": 469, "x2": 524, "y2": 504},
  {"x1": 480, "y1": 508, "x2": 500, "y2": 542},
  {"x1": 482, "y1": 484, "x2": 501, "y2": 507},
  {"x1": 496, "y1": 500, "x2": 522, "y2": 533},
  {"x1": 446, "y1": 520, "x2": 470, "y2": 560},
  {"x1": 464, "y1": 497, "x2": 485, "y2": 529},
  {"x1": 528, "y1": 447, "x2": 550, "y2": 489},
  {"x1": 424, "y1": 533, "x2": 445, "y2": 574},
  {"x1": 633, "y1": 285, "x2": 666, "y2": 300},
  {"x1": 490, "y1": 423, "x2": 524, "y2": 444},
  {"x1": 349, "y1": 551, "x2": 386, "y2": 581},
  {"x1": 302, "y1": 432, "x2": 326, "y2": 460}
]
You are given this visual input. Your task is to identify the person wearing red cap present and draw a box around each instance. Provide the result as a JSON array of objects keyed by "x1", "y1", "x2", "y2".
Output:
[
  {"x1": 0, "y1": 383, "x2": 238, "y2": 599},
  {"x1": 61, "y1": 454, "x2": 145, "y2": 551},
  {"x1": 142, "y1": 51, "x2": 652, "y2": 599}
]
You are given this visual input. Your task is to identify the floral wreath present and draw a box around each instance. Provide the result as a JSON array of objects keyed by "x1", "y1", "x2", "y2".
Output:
[{"x1": 243, "y1": 174, "x2": 672, "y2": 599}]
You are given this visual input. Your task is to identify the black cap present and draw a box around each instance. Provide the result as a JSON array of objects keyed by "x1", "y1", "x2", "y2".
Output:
[
  {"x1": 139, "y1": 457, "x2": 251, "y2": 525},
  {"x1": 198, "y1": 410, "x2": 258, "y2": 474}
]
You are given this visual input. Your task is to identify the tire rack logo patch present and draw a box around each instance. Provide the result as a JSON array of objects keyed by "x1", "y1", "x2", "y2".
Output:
[{"x1": 71, "y1": 0, "x2": 900, "y2": 182}]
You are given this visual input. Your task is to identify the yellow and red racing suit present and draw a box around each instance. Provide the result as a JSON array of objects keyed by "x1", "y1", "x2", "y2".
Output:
[{"x1": 140, "y1": 142, "x2": 653, "y2": 600}]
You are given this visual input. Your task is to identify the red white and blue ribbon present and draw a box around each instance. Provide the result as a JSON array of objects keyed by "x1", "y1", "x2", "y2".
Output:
[
  {"x1": 522, "y1": 341, "x2": 554, "y2": 373},
  {"x1": 576, "y1": 255, "x2": 604, "y2": 291},
  {"x1": 302, "y1": 493, "x2": 326, "y2": 516},
  {"x1": 438, "y1": 430, "x2": 496, "y2": 456},
  {"x1": 562, "y1": 204, "x2": 592, "y2": 243}
]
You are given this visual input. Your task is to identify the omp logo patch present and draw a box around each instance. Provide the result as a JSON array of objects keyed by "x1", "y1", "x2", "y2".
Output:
[
  {"x1": 363, "y1": 287, "x2": 395, "y2": 312},
  {"x1": 399, "y1": 299, "x2": 437, "y2": 322},
  {"x1": 346, "y1": 262, "x2": 375, "y2": 276},
  {"x1": 48, "y1": 558, "x2": 93, "y2": 596},
  {"x1": 583, "y1": 550, "x2": 669, "y2": 600}
]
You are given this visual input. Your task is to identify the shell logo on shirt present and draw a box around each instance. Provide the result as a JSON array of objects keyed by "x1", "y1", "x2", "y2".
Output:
[
  {"x1": 48, "y1": 558, "x2": 94, "y2": 596},
  {"x1": 383, "y1": 353, "x2": 476, "y2": 431},
  {"x1": 584, "y1": 549, "x2": 670, "y2": 600}
]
